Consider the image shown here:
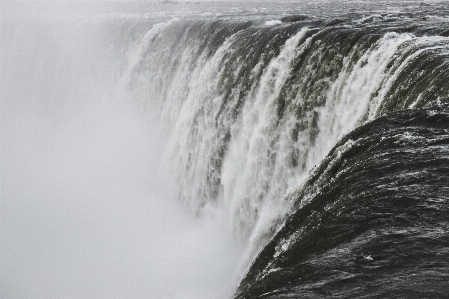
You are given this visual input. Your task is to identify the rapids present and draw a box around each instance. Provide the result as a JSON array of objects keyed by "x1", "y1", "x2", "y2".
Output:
[{"x1": 2, "y1": 1, "x2": 449, "y2": 298}]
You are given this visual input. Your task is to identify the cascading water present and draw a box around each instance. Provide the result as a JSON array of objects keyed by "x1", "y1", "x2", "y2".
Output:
[
  {"x1": 2, "y1": 1, "x2": 449, "y2": 298},
  {"x1": 124, "y1": 8, "x2": 449, "y2": 253}
]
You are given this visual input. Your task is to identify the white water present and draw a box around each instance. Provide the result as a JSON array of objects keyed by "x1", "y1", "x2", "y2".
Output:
[
  {"x1": 222, "y1": 28, "x2": 313, "y2": 240},
  {"x1": 3, "y1": 2, "x2": 448, "y2": 298},
  {"x1": 1, "y1": 5, "x2": 244, "y2": 299},
  {"x1": 127, "y1": 17, "x2": 449, "y2": 270}
]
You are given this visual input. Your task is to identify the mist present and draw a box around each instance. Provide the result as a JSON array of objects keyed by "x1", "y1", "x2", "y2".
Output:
[{"x1": 1, "y1": 2, "x2": 244, "y2": 299}]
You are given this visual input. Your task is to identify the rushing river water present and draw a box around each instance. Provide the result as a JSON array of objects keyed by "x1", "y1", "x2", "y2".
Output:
[{"x1": 2, "y1": 1, "x2": 449, "y2": 298}]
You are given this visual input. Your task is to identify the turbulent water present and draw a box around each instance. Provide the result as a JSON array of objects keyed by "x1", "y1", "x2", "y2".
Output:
[
  {"x1": 235, "y1": 102, "x2": 449, "y2": 298},
  {"x1": 2, "y1": 0, "x2": 449, "y2": 298},
  {"x1": 123, "y1": 0, "x2": 449, "y2": 239}
]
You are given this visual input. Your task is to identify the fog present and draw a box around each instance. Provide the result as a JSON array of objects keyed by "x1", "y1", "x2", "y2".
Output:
[{"x1": 1, "y1": 3, "x2": 243, "y2": 299}]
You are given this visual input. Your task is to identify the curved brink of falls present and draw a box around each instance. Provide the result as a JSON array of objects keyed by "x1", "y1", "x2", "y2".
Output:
[
  {"x1": 234, "y1": 101, "x2": 449, "y2": 298},
  {"x1": 4, "y1": 2, "x2": 449, "y2": 298},
  {"x1": 125, "y1": 14, "x2": 449, "y2": 256}
]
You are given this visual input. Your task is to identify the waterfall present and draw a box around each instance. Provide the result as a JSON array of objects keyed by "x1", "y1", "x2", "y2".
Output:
[
  {"x1": 2, "y1": 1, "x2": 449, "y2": 298},
  {"x1": 123, "y1": 16, "x2": 449, "y2": 255}
]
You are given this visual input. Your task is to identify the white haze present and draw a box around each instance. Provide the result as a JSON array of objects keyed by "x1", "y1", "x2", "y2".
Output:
[{"x1": 0, "y1": 2, "x2": 244, "y2": 299}]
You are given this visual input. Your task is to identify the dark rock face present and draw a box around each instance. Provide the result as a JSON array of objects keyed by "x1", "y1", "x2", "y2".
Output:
[{"x1": 235, "y1": 102, "x2": 449, "y2": 299}]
